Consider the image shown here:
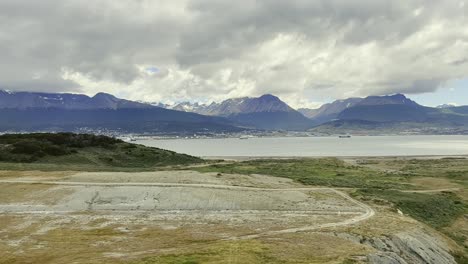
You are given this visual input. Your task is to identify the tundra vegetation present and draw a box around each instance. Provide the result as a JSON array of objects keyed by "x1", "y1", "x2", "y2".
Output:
[
  {"x1": 0, "y1": 133, "x2": 203, "y2": 171},
  {"x1": 195, "y1": 157, "x2": 468, "y2": 257},
  {"x1": 0, "y1": 133, "x2": 467, "y2": 263}
]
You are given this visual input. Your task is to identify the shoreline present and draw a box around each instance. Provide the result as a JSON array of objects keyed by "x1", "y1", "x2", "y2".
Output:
[{"x1": 201, "y1": 155, "x2": 468, "y2": 161}]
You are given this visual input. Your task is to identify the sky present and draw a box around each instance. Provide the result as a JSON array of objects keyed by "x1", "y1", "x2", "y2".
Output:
[
  {"x1": 410, "y1": 78, "x2": 468, "y2": 107},
  {"x1": 0, "y1": 0, "x2": 467, "y2": 109}
]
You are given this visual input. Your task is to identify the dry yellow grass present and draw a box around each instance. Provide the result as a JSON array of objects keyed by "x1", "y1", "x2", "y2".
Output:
[
  {"x1": 0, "y1": 183, "x2": 71, "y2": 204},
  {"x1": 0, "y1": 170, "x2": 74, "y2": 179}
]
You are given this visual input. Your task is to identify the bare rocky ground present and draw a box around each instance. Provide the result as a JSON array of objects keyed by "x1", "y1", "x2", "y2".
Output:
[{"x1": 0, "y1": 170, "x2": 461, "y2": 264}]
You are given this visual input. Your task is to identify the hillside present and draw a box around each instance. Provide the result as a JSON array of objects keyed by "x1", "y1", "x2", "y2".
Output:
[
  {"x1": 338, "y1": 104, "x2": 429, "y2": 122},
  {"x1": 444, "y1": 106, "x2": 468, "y2": 115},
  {"x1": 229, "y1": 111, "x2": 314, "y2": 130},
  {"x1": 0, "y1": 133, "x2": 203, "y2": 170},
  {"x1": 0, "y1": 106, "x2": 242, "y2": 134}
]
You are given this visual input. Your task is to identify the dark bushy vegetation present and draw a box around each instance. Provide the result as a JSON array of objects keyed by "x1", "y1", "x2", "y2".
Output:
[
  {"x1": 0, "y1": 133, "x2": 121, "y2": 162},
  {"x1": 355, "y1": 189, "x2": 466, "y2": 228},
  {"x1": 0, "y1": 133, "x2": 203, "y2": 168}
]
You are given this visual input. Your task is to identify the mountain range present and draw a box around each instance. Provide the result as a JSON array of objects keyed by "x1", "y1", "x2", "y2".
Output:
[
  {"x1": 305, "y1": 94, "x2": 468, "y2": 134},
  {"x1": 0, "y1": 90, "x2": 241, "y2": 134},
  {"x1": 1, "y1": 90, "x2": 467, "y2": 134},
  {"x1": 164, "y1": 93, "x2": 468, "y2": 134}
]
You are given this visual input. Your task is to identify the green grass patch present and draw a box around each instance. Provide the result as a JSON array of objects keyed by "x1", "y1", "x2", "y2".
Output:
[
  {"x1": 453, "y1": 251, "x2": 468, "y2": 264},
  {"x1": 194, "y1": 158, "x2": 412, "y2": 189},
  {"x1": 355, "y1": 189, "x2": 467, "y2": 229},
  {"x1": 378, "y1": 158, "x2": 468, "y2": 187}
]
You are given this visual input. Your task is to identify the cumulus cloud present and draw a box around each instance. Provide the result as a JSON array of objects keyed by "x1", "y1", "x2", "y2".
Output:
[{"x1": 0, "y1": 0, "x2": 467, "y2": 107}]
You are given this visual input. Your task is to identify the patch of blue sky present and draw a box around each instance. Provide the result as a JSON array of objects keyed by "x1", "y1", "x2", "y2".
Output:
[{"x1": 410, "y1": 78, "x2": 468, "y2": 106}]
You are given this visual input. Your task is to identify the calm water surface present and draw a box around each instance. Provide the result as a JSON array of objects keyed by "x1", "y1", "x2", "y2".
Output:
[{"x1": 136, "y1": 135, "x2": 468, "y2": 157}]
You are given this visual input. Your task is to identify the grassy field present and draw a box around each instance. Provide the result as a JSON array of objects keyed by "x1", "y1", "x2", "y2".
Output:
[
  {"x1": 355, "y1": 189, "x2": 466, "y2": 228},
  {"x1": 194, "y1": 158, "x2": 413, "y2": 189},
  {"x1": 194, "y1": 157, "x2": 468, "y2": 252},
  {"x1": 360, "y1": 157, "x2": 468, "y2": 188},
  {"x1": 0, "y1": 134, "x2": 466, "y2": 262},
  {"x1": 0, "y1": 133, "x2": 203, "y2": 171}
]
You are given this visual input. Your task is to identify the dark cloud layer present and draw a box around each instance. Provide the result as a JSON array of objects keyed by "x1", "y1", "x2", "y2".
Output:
[{"x1": 0, "y1": 0, "x2": 467, "y2": 106}]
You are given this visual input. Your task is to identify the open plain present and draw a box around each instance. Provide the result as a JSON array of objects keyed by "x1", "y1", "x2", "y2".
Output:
[{"x1": 1, "y1": 162, "x2": 465, "y2": 264}]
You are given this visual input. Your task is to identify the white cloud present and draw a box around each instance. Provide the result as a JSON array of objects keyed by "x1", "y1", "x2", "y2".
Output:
[{"x1": 1, "y1": 0, "x2": 468, "y2": 107}]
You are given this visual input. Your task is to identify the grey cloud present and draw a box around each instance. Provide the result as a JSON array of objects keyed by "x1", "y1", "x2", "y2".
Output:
[
  {"x1": 0, "y1": 0, "x2": 467, "y2": 104},
  {"x1": 451, "y1": 58, "x2": 468, "y2": 65}
]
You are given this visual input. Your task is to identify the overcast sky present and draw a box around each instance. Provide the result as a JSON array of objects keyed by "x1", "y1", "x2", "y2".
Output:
[{"x1": 1, "y1": 0, "x2": 467, "y2": 108}]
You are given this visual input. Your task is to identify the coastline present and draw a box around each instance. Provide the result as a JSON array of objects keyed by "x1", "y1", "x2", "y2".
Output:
[{"x1": 201, "y1": 155, "x2": 468, "y2": 161}]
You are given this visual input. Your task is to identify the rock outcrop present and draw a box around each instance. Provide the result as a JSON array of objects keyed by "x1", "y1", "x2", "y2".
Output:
[{"x1": 333, "y1": 229, "x2": 456, "y2": 264}]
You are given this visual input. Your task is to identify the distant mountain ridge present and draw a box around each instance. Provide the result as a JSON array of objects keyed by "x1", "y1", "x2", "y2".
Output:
[
  {"x1": 0, "y1": 90, "x2": 314, "y2": 132},
  {"x1": 2, "y1": 90, "x2": 468, "y2": 134},
  {"x1": 0, "y1": 90, "x2": 242, "y2": 134},
  {"x1": 298, "y1": 94, "x2": 426, "y2": 124},
  {"x1": 308, "y1": 94, "x2": 468, "y2": 134},
  {"x1": 356, "y1": 94, "x2": 419, "y2": 106},
  {"x1": 147, "y1": 93, "x2": 468, "y2": 133},
  {"x1": 337, "y1": 94, "x2": 426, "y2": 122},
  {"x1": 0, "y1": 90, "x2": 152, "y2": 110}
]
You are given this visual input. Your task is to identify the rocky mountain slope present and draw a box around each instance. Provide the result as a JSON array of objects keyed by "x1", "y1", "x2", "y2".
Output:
[
  {"x1": 168, "y1": 94, "x2": 314, "y2": 130},
  {"x1": 298, "y1": 97, "x2": 363, "y2": 123},
  {"x1": 170, "y1": 94, "x2": 295, "y2": 116}
]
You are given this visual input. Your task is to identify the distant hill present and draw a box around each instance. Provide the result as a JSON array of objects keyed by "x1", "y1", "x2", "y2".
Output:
[
  {"x1": 310, "y1": 119, "x2": 468, "y2": 135},
  {"x1": 337, "y1": 104, "x2": 428, "y2": 122},
  {"x1": 441, "y1": 106, "x2": 468, "y2": 115},
  {"x1": 437, "y1": 103, "x2": 458, "y2": 109},
  {"x1": 166, "y1": 94, "x2": 314, "y2": 130}
]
